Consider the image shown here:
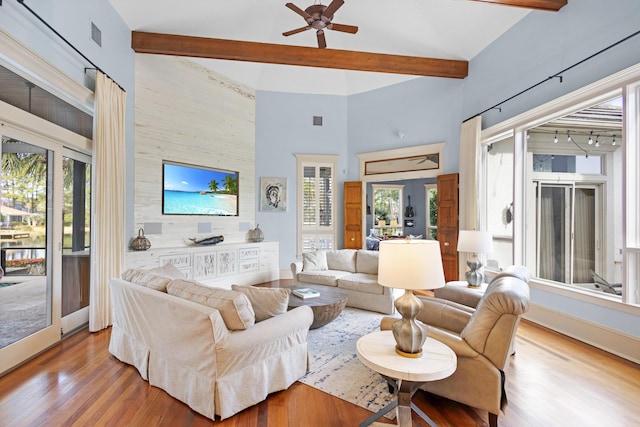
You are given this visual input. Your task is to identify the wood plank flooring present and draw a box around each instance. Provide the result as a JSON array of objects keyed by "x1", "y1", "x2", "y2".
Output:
[{"x1": 1, "y1": 296, "x2": 639, "y2": 426}]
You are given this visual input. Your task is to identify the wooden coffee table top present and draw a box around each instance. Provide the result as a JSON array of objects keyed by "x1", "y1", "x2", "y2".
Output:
[{"x1": 287, "y1": 284, "x2": 347, "y2": 308}]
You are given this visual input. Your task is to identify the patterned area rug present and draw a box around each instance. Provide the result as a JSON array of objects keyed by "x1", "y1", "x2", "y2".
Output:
[{"x1": 300, "y1": 307, "x2": 396, "y2": 417}]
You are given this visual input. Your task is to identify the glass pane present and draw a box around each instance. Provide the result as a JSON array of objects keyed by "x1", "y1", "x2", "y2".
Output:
[
  {"x1": 0, "y1": 137, "x2": 51, "y2": 348},
  {"x1": 574, "y1": 188, "x2": 595, "y2": 283},
  {"x1": 538, "y1": 185, "x2": 569, "y2": 282},
  {"x1": 427, "y1": 187, "x2": 438, "y2": 240},
  {"x1": 319, "y1": 167, "x2": 332, "y2": 227},
  {"x1": 0, "y1": 64, "x2": 93, "y2": 139},
  {"x1": 61, "y1": 156, "x2": 91, "y2": 317},
  {"x1": 533, "y1": 154, "x2": 602, "y2": 174},
  {"x1": 485, "y1": 136, "x2": 514, "y2": 269}
]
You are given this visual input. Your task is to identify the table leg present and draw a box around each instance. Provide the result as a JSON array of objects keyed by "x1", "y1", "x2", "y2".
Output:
[{"x1": 359, "y1": 400, "x2": 398, "y2": 427}]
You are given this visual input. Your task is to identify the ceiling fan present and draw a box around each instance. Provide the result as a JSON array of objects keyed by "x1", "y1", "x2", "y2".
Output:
[{"x1": 282, "y1": 0, "x2": 358, "y2": 49}]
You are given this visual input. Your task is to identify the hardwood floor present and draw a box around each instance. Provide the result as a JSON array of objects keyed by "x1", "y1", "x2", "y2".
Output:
[{"x1": 1, "y1": 302, "x2": 639, "y2": 426}]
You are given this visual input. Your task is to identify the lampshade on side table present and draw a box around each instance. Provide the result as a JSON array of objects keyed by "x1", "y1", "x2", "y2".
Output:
[
  {"x1": 457, "y1": 230, "x2": 494, "y2": 288},
  {"x1": 378, "y1": 240, "x2": 446, "y2": 358}
]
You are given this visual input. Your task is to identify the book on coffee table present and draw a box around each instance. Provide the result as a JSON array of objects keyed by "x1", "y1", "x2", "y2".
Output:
[{"x1": 292, "y1": 288, "x2": 320, "y2": 299}]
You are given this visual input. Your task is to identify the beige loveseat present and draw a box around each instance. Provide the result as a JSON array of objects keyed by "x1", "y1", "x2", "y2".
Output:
[
  {"x1": 290, "y1": 249, "x2": 395, "y2": 314},
  {"x1": 109, "y1": 265, "x2": 313, "y2": 420}
]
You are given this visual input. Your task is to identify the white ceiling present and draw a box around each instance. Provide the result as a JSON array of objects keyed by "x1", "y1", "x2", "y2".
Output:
[{"x1": 108, "y1": 0, "x2": 531, "y2": 95}]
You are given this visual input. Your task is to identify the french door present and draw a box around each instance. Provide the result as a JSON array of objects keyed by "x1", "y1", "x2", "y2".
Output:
[{"x1": 0, "y1": 107, "x2": 91, "y2": 374}]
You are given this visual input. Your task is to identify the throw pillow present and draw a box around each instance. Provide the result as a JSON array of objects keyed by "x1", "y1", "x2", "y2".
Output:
[
  {"x1": 231, "y1": 285, "x2": 291, "y2": 322},
  {"x1": 302, "y1": 250, "x2": 328, "y2": 271},
  {"x1": 148, "y1": 263, "x2": 185, "y2": 279},
  {"x1": 356, "y1": 250, "x2": 379, "y2": 275},
  {"x1": 166, "y1": 279, "x2": 255, "y2": 330},
  {"x1": 121, "y1": 268, "x2": 172, "y2": 292},
  {"x1": 326, "y1": 249, "x2": 357, "y2": 272}
]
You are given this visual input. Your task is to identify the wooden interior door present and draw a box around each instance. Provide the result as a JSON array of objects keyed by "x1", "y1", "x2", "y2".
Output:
[
  {"x1": 437, "y1": 173, "x2": 459, "y2": 282},
  {"x1": 343, "y1": 181, "x2": 363, "y2": 249}
]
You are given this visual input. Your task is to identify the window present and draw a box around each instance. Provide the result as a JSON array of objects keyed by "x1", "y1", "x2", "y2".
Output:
[
  {"x1": 296, "y1": 154, "x2": 338, "y2": 255},
  {"x1": 481, "y1": 77, "x2": 639, "y2": 304},
  {"x1": 425, "y1": 184, "x2": 438, "y2": 240},
  {"x1": 372, "y1": 184, "x2": 403, "y2": 236}
]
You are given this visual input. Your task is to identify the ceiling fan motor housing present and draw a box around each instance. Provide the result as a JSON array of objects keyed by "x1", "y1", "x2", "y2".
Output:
[{"x1": 306, "y1": 5, "x2": 333, "y2": 28}]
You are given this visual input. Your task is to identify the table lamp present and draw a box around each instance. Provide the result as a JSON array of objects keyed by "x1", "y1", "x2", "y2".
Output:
[
  {"x1": 457, "y1": 230, "x2": 494, "y2": 288},
  {"x1": 378, "y1": 240, "x2": 446, "y2": 358}
]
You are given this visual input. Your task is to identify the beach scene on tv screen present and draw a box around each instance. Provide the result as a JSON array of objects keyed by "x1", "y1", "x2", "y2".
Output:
[{"x1": 163, "y1": 163, "x2": 238, "y2": 215}]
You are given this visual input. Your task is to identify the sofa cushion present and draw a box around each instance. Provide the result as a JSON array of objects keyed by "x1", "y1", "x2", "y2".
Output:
[
  {"x1": 297, "y1": 270, "x2": 350, "y2": 287},
  {"x1": 167, "y1": 279, "x2": 255, "y2": 330},
  {"x1": 302, "y1": 250, "x2": 328, "y2": 271},
  {"x1": 356, "y1": 250, "x2": 379, "y2": 275},
  {"x1": 326, "y1": 249, "x2": 357, "y2": 273},
  {"x1": 231, "y1": 285, "x2": 291, "y2": 322},
  {"x1": 121, "y1": 268, "x2": 172, "y2": 292},
  {"x1": 148, "y1": 263, "x2": 185, "y2": 279},
  {"x1": 337, "y1": 273, "x2": 385, "y2": 295}
]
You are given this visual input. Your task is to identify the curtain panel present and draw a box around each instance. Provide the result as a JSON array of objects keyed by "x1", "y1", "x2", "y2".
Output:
[{"x1": 89, "y1": 72, "x2": 126, "y2": 332}]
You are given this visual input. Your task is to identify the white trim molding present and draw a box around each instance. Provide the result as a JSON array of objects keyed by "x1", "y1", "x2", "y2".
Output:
[
  {"x1": 525, "y1": 303, "x2": 640, "y2": 364},
  {"x1": 357, "y1": 142, "x2": 446, "y2": 182}
]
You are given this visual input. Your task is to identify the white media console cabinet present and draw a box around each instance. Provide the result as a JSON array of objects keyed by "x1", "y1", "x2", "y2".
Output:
[{"x1": 125, "y1": 241, "x2": 279, "y2": 289}]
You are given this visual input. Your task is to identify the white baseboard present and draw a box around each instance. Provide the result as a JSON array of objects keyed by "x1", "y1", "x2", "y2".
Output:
[{"x1": 525, "y1": 304, "x2": 640, "y2": 364}]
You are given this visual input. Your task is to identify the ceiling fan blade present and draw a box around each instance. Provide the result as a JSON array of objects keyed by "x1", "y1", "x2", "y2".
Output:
[
  {"x1": 329, "y1": 23, "x2": 358, "y2": 34},
  {"x1": 322, "y1": 0, "x2": 344, "y2": 18},
  {"x1": 317, "y1": 30, "x2": 327, "y2": 49},
  {"x1": 283, "y1": 26, "x2": 311, "y2": 37},
  {"x1": 286, "y1": 2, "x2": 312, "y2": 20}
]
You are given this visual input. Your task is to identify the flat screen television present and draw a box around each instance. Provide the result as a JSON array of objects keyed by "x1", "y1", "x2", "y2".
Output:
[{"x1": 162, "y1": 161, "x2": 239, "y2": 216}]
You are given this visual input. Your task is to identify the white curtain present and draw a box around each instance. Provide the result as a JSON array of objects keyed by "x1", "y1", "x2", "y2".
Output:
[
  {"x1": 89, "y1": 72, "x2": 126, "y2": 332},
  {"x1": 459, "y1": 116, "x2": 482, "y2": 278}
]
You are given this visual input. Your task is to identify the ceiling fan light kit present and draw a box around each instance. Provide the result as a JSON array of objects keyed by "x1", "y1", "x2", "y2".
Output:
[{"x1": 283, "y1": 0, "x2": 358, "y2": 48}]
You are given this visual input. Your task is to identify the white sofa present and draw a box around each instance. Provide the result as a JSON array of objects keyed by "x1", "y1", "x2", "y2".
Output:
[
  {"x1": 109, "y1": 266, "x2": 313, "y2": 420},
  {"x1": 290, "y1": 249, "x2": 395, "y2": 314}
]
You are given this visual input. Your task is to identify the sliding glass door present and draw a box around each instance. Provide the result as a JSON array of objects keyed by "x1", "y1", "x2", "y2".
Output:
[
  {"x1": 61, "y1": 150, "x2": 91, "y2": 332},
  {"x1": 536, "y1": 182, "x2": 599, "y2": 285},
  {"x1": 0, "y1": 132, "x2": 60, "y2": 371}
]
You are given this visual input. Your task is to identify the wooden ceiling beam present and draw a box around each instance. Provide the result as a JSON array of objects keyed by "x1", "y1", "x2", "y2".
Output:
[
  {"x1": 131, "y1": 32, "x2": 468, "y2": 79},
  {"x1": 466, "y1": 0, "x2": 567, "y2": 12}
]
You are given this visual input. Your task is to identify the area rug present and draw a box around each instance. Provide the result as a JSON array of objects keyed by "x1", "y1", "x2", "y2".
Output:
[{"x1": 300, "y1": 307, "x2": 396, "y2": 417}]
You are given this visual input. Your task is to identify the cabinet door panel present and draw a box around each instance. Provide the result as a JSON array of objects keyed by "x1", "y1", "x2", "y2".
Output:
[{"x1": 344, "y1": 181, "x2": 363, "y2": 249}]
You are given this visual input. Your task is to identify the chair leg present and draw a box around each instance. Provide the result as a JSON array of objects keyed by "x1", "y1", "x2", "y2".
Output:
[{"x1": 489, "y1": 412, "x2": 499, "y2": 427}]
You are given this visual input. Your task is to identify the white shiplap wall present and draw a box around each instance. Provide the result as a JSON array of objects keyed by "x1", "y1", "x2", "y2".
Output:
[{"x1": 134, "y1": 54, "x2": 256, "y2": 248}]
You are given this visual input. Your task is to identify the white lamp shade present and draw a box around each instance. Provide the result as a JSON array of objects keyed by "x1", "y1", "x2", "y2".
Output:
[
  {"x1": 378, "y1": 240, "x2": 446, "y2": 290},
  {"x1": 457, "y1": 230, "x2": 494, "y2": 254}
]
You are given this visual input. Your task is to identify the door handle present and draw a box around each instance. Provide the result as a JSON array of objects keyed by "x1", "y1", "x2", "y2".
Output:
[{"x1": 444, "y1": 242, "x2": 450, "y2": 246}]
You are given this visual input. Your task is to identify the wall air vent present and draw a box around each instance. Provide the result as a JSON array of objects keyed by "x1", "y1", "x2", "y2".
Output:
[
  {"x1": 91, "y1": 22, "x2": 102, "y2": 47},
  {"x1": 313, "y1": 116, "x2": 323, "y2": 126}
]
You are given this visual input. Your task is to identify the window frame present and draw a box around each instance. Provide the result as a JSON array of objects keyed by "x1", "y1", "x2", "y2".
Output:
[
  {"x1": 480, "y1": 62, "x2": 640, "y2": 308},
  {"x1": 295, "y1": 154, "x2": 338, "y2": 257}
]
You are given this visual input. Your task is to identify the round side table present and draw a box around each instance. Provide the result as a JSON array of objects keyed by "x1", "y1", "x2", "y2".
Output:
[{"x1": 356, "y1": 330, "x2": 457, "y2": 427}]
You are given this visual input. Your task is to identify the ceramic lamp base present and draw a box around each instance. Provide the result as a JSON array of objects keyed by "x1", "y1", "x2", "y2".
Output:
[
  {"x1": 465, "y1": 259, "x2": 484, "y2": 287},
  {"x1": 391, "y1": 289, "x2": 427, "y2": 358}
]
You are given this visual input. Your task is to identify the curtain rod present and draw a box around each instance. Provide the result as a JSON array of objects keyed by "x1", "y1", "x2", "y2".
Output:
[
  {"x1": 17, "y1": 0, "x2": 126, "y2": 93},
  {"x1": 463, "y1": 28, "x2": 640, "y2": 123}
]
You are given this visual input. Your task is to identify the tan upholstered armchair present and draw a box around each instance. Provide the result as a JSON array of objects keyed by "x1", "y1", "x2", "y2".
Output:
[{"x1": 381, "y1": 266, "x2": 530, "y2": 427}]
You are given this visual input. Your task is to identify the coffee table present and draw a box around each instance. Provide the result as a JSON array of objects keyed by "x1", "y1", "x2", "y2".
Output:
[
  {"x1": 287, "y1": 285, "x2": 348, "y2": 329},
  {"x1": 356, "y1": 330, "x2": 457, "y2": 427}
]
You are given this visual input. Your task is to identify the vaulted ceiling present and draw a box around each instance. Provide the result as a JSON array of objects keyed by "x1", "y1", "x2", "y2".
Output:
[{"x1": 112, "y1": 1, "x2": 566, "y2": 95}]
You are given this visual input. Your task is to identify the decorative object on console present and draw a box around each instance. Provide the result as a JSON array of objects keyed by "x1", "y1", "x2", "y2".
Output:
[
  {"x1": 189, "y1": 235, "x2": 224, "y2": 245},
  {"x1": 248, "y1": 224, "x2": 264, "y2": 242},
  {"x1": 130, "y1": 228, "x2": 151, "y2": 251},
  {"x1": 378, "y1": 240, "x2": 445, "y2": 358},
  {"x1": 457, "y1": 230, "x2": 494, "y2": 288},
  {"x1": 260, "y1": 177, "x2": 287, "y2": 212}
]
